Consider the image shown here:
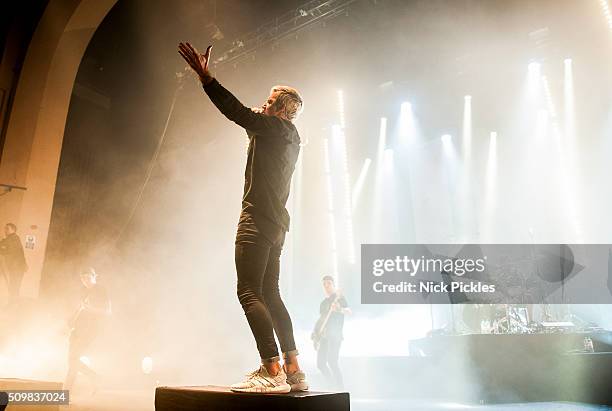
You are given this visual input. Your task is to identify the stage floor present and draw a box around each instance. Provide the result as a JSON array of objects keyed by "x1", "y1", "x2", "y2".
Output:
[
  {"x1": 60, "y1": 390, "x2": 612, "y2": 411},
  {"x1": 352, "y1": 399, "x2": 612, "y2": 410}
]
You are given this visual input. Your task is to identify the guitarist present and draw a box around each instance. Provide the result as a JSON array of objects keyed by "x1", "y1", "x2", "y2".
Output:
[
  {"x1": 311, "y1": 275, "x2": 351, "y2": 389},
  {"x1": 64, "y1": 268, "x2": 111, "y2": 392}
]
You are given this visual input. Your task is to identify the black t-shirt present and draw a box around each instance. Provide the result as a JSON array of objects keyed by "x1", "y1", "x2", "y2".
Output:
[
  {"x1": 0, "y1": 233, "x2": 27, "y2": 273},
  {"x1": 74, "y1": 284, "x2": 109, "y2": 331},
  {"x1": 319, "y1": 293, "x2": 348, "y2": 340},
  {"x1": 203, "y1": 79, "x2": 301, "y2": 232}
]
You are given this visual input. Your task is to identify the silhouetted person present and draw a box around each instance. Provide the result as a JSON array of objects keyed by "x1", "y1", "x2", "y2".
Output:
[
  {"x1": 179, "y1": 42, "x2": 307, "y2": 393},
  {"x1": 64, "y1": 268, "x2": 111, "y2": 392},
  {"x1": 0, "y1": 223, "x2": 27, "y2": 303},
  {"x1": 312, "y1": 275, "x2": 350, "y2": 390}
]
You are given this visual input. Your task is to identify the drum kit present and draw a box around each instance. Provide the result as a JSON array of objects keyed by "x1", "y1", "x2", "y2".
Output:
[
  {"x1": 458, "y1": 246, "x2": 580, "y2": 335},
  {"x1": 461, "y1": 303, "x2": 556, "y2": 334}
]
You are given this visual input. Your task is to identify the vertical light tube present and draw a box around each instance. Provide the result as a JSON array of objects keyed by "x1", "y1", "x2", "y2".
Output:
[
  {"x1": 483, "y1": 132, "x2": 497, "y2": 242},
  {"x1": 461, "y1": 96, "x2": 473, "y2": 242},
  {"x1": 373, "y1": 118, "x2": 387, "y2": 242},
  {"x1": 600, "y1": 0, "x2": 612, "y2": 32},
  {"x1": 563, "y1": 59, "x2": 575, "y2": 146},
  {"x1": 337, "y1": 90, "x2": 346, "y2": 129},
  {"x1": 462, "y1": 96, "x2": 472, "y2": 162},
  {"x1": 333, "y1": 124, "x2": 355, "y2": 265},
  {"x1": 323, "y1": 138, "x2": 339, "y2": 282},
  {"x1": 352, "y1": 158, "x2": 372, "y2": 211}
]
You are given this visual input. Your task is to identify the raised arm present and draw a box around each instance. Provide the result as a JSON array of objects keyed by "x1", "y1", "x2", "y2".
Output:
[{"x1": 178, "y1": 42, "x2": 284, "y2": 135}]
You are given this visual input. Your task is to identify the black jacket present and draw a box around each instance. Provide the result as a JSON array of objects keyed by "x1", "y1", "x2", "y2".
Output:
[
  {"x1": 203, "y1": 79, "x2": 300, "y2": 231},
  {"x1": 0, "y1": 233, "x2": 27, "y2": 274}
]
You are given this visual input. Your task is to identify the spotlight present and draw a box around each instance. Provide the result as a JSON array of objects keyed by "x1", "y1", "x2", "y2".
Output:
[
  {"x1": 352, "y1": 158, "x2": 371, "y2": 211},
  {"x1": 528, "y1": 62, "x2": 541, "y2": 74},
  {"x1": 400, "y1": 101, "x2": 412, "y2": 114},
  {"x1": 337, "y1": 90, "x2": 345, "y2": 129},
  {"x1": 383, "y1": 149, "x2": 394, "y2": 173},
  {"x1": 142, "y1": 357, "x2": 154, "y2": 374},
  {"x1": 463, "y1": 95, "x2": 473, "y2": 160},
  {"x1": 377, "y1": 118, "x2": 387, "y2": 159},
  {"x1": 483, "y1": 131, "x2": 498, "y2": 241},
  {"x1": 600, "y1": 0, "x2": 612, "y2": 31},
  {"x1": 564, "y1": 57, "x2": 575, "y2": 139},
  {"x1": 79, "y1": 356, "x2": 91, "y2": 367},
  {"x1": 399, "y1": 103, "x2": 416, "y2": 143},
  {"x1": 541, "y1": 76, "x2": 557, "y2": 119},
  {"x1": 323, "y1": 138, "x2": 338, "y2": 280}
]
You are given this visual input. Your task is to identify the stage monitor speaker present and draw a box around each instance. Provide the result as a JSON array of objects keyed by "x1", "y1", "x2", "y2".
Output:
[{"x1": 155, "y1": 385, "x2": 350, "y2": 411}]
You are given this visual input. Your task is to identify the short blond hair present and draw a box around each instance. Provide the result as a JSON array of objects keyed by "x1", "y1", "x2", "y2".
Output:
[{"x1": 270, "y1": 85, "x2": 303, "y2": 122}]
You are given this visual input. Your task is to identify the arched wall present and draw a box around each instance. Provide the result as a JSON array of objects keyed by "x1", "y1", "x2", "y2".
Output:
[{"x1": 0, "y1": 0, "x2": 118, "y2": 298}]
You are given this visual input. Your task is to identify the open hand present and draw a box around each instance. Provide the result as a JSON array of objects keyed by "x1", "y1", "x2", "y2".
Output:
[{"x1": 178, "y1": 42, "x2": 213, "y2": 82}]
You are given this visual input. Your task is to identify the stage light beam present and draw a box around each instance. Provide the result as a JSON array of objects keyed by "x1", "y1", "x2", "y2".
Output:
[
  {"x1": 332, "y1": 124, "x2": 356, "y2": 264},
  {"x1": 142, "y1": 356, "x2": 153, "y2": 374},
  {"x1": 352, "y1": 158, "x2": 371, "y2": 211},
  {"x1": 337, "y1": 90, "x2": 346, "y2": 129},
  {"x1": 600, "y1": 0, "x2": 612, "y2": 33},
  {"x1": 373, "y1": 118, "x2": 391, "y2": 242},
  {"x1": 79, "y1": 356, "x2": 91, "y2": 367},
  {"x1": 564, "y1": 58, "x2": 575, "y2": 143},
  {"x1": 323, "y1": 137, "x2": 339, "y2": 281},
  {"x1": 462, "y1": 96, "x2": 472, "y2": 162},
  {"x1": 527, "y1": 62, "x2": 542, "y2": 100},
  {"x1": 399, "y1": 102, "x2": 416, "y2": 144},
  {"x1": 441, "y1": 134, "x2": 455, "y2": 160},
  {"x1": 483, "y1": 132, "x2": 498, "y2": 242}
]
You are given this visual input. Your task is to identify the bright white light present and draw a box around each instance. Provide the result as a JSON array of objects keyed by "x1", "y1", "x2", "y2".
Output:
[
  {"x1": 541, "y1": 75, "x2": 557, "y2": 119},
  {"x1": 482, "y1": 131, "x2": 498, "y2": 242},
  {"x1": 323, "y1": 138, "x2": 339, "y2": 281},
  {"x1": 378, "y1": 117, "x2": 387, "y2": 157},
  {"x1": 337, "y1": 90, "x2": 345, "y2": 129},
  {"x1": 462, "y1": 96, "x2": 472, "y2": 160},
  {"x1": 142, "y1": 356, "x2": 153, "y2": 374},
  {"x1": 525, "y1": 62, "x2": 543, "y2": 103},
  {"x1": 352, "y1": 158, "x2": 371, "y2": 211},
  {"x1": 400, "y1": 101, "x2": 412, "y2": 114},
  {"x1": 373, "y1": 118, "x2": 390, "y2": 243},
  {"x1": 564, "y1": 58, "x2": 575, "y2": 140},
  {"x1": 600, "y1": 0, "x2": 612, "y2": 32},
  {"x1": 461, "y1": 95, "x2": 474, "y2": 240},
  {"x1": 79, "y1": 356, "x2": 91, "y2": 367},
  {"x1": 486, "y1": 132, "x2": 497, "y2": 186},
  {"x1": 384, "y1": 148, "x2": 394, "y2": 170},
  {"x1": 441, "y1": 134, "x2": 452, "y2": 144},
  {"x1": 527, "y1": 62, "x2": 542, "y2": 97},
  {"x1": 528, "y1": 62, "x2": 541, "y2": 74},
  {"x1": 399, "y1": 102, "x2": 419, "y2": 145},
  {"x1": 332, "y1": 124, "x2": 355, "y2": 264},
  {"x1": 560, "y1": 57, "x2": 582, "y2": 242},
  {"x1": 342, "y1": 306, "x2": 432, "y2": 356}
]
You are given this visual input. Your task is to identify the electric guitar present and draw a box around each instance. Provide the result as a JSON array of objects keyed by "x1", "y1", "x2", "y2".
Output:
[{"x1": 312, "y1": 291, "x2": 343, "y2": 351}]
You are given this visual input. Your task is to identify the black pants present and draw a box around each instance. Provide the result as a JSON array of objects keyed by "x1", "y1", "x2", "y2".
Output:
[
  {"x1": 7, "y1": 270, "x2": 23, "y2": 299},
  {"x1": 65, "y1": 325, "x2": 98, "y2": 389},
  {"x1": 317, "y1": 336, "x2": 343, "y2": 389},
  {"x1": 235, "y1": 213, "x2": 297, "y2": 362}
]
